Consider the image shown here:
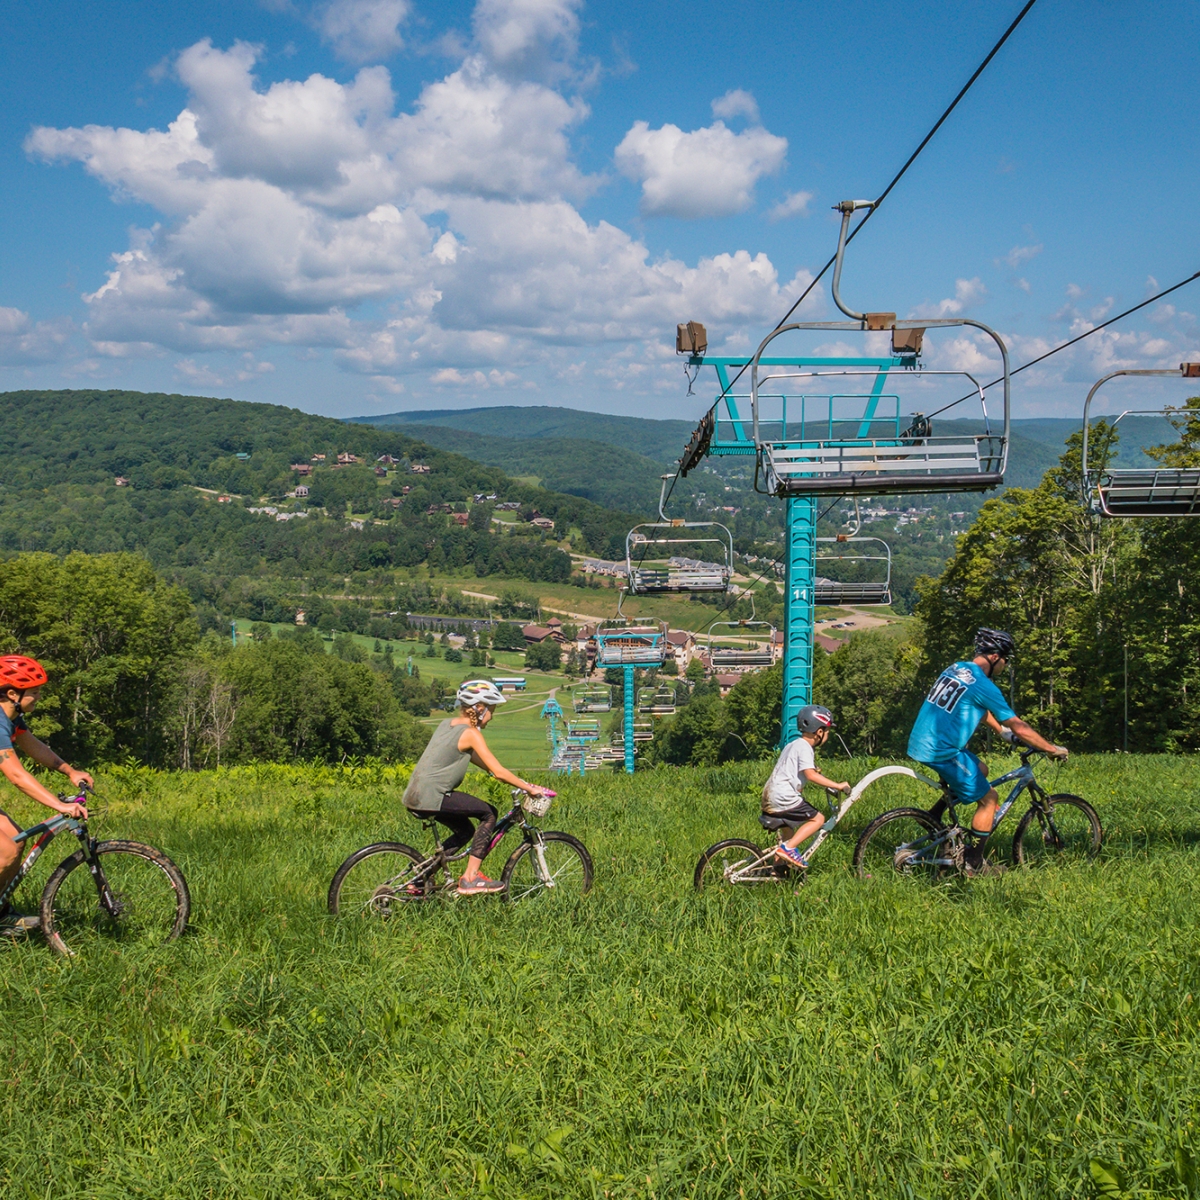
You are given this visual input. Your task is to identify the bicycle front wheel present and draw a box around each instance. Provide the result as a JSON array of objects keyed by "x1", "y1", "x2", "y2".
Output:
[
  {"x1": 501, "y1": 832, "x2": 593, "y2": 902},
  {"x1": 693, "y1": 840, "x2": 783, "y2": 891},
  {"x1": 328, "y1": 843, "x2": 430, "y2": 917},
  {"x1": 853, "y1": 808, "x2": 948, "y2": 879},
  {"x1": 40, "y1": 841, "x2": 190, "y2": 957},
  {"x1": 1013, "y1": 794, "x2": 1102, "y2": 867}
]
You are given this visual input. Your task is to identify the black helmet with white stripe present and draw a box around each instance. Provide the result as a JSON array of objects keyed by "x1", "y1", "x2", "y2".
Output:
[{"x1": 974, "y1": 628, "x2": 1016, "y2": 659}]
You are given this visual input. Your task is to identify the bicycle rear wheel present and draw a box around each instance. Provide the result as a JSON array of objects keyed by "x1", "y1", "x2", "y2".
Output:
[
  {"x1": 40, "y1": 841, "x2": 190, "y2": 957},
  {"x1": 693, "y1": 840, "x2": 786, "y2": 891},
  {"x1": 853, "y1": 808, "x2": 948, "y2": 879},
  {"x1": 501, "y1": 832, "x2": 593, "y2": 902},
  {"x1": 328, "y1": 843, "x2": 431, "y2": 917},
  {"x1": 1012, "y1": 794, "x2": 1102, "y2": 867}
]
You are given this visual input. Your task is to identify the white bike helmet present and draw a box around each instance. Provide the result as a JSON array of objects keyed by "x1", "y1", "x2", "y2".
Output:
[{"x1": 456, "y1": 679, "x2": 508, "y2": 708}]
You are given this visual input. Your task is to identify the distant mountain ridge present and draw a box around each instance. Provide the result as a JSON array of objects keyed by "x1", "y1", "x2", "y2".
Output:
[{"x1": 351, "y1": 406, "x2": 1176, "y2": 493}]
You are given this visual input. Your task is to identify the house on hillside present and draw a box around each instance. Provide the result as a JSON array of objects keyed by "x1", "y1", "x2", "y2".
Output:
[
  {"x1": 666, "y1": 629, "x2": 696, "y2": 671},
  {"x1": 451, "y1": 512, "x2": 470, "y2": 526},
  {"x1": 715, "y1": 673, "x2": 742, "y2": 698},
  {"x1": 114, "y1": 476, "x2": 130, "y2": 487},
  {"x1": 530, "y1": 516, "x2": 555, "y2": 532},
  {"x1": 291, "y1": 463, "x2": 312, "y2": 476},
  {"x1": 815, "y1": 632, "x2": 847, "y2": 654},
  {"x1": 337, "y1": 452, "x2": 364, "y2": 465},
  {"x1": 217, "y1": 494, "x2": 232, "y2": 503},
  {"x1": 771, "y1": 629, "x2": 785, "y2": 663},
  {"x1": 410, "y1": 463, "x2": 431, "y2": 474},
  {"x1": 583, "y1": 558, "x2": 627, "y2": 578},
  {"x1": 494, "y1": 500, "x2": 520, "y2": 511},
  {"x1": 374, "y1": 466, "x2": 388, "y2": 477},
  {"x1": 522, "y1": 623, "x2": 566, "y2": 646},
  {"x1": 294, "y1": 485, "x2": 310, "y2": 498},
  {"x1": 376, "y1": 454, "x2": 400, "y2": 464},
  {"x1": 295, "y1": 610, "x2": 307, "y2": 625},
  {"x1": 311, "y1": 453, "x2": 326, "y2": 462},
  {"x1": 235, "y1": 452, "x2": 251, "y2": 461}
]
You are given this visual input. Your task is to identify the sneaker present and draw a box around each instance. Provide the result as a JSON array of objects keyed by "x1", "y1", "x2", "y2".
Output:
[
  {"x1": 964, "y1": 859, "x2": 1007, "y2": 878},
  {"x1": 0, "y1": 912, "x2": 41, "y2": 937},
  {"x1": 456, "y1": 874, "x2": 505, "y2": 895},
  {"x1": 773, "y1": 843, "x2": 809, "y2": 870}
]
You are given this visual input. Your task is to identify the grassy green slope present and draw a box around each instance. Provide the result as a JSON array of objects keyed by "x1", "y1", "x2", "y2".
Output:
[{"x1": 3, "y1": 755, "x2": 1198, "y2": 1197}]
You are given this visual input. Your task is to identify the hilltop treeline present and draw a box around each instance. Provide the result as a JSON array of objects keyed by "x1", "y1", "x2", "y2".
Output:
[{"x1": 0, "y1": 390, "x2": 641, "y2": 600}]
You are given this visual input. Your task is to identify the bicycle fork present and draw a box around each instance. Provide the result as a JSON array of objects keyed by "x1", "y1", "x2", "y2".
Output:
[{"x1": 530, "y1": 834, "x2": 555, "y2": 888}]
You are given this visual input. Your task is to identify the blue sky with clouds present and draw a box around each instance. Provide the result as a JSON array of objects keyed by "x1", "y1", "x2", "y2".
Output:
[{"x1": 1, "y1": 0, "x2": 1197, "y2": 420}]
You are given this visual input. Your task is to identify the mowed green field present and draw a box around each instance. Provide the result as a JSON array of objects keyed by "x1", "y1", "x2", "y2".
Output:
[{"x1": 4, "y1": 754, "x2": 1200, "y2": 1198}]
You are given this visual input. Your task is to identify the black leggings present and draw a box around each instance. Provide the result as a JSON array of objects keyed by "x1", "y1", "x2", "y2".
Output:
[{"x1": 428, "y1": 792, "x2": 498, "y2": 860}]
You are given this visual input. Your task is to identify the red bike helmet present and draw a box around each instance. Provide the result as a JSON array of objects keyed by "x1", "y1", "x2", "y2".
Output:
[{"x1": 0, "y1": 655, "x2": 48, "y2": 690}]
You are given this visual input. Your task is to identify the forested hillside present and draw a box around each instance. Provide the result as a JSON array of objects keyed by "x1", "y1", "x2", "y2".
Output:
[{"x1": 0, "y1": 389, "x2": 652, "y2": 617}]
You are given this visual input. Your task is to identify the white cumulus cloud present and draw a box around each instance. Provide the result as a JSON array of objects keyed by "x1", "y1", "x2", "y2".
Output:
[
  {"x1": 912, "y1": 277, "x2": 987, "y2": 320},
  {"x1": 0, "y1": 306, "x2": 73, "y2": 364},
  {"x1": 473, "y1": 0, "x2": 582, "y2": 82},
  {"x1": 768, "y1": 190, "x2": 812, "y2": 222},
  {"x1": 319, "y1": 0, "x2": 410, "y2": 64},
  {"x1": 615, "y1": 113, "x2": 786, "y2": 218},
  {"x1": 22, "y1": 4, "x2": 816, "y2": 393},
  {"x1": 711, "y1": 89, "x2": 759, "y2": 123}
]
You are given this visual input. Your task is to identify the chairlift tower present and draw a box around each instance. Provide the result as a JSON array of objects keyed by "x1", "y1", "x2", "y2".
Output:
[{"x1": 679, "y1": 199, "x2": 1012, "y2": 745}]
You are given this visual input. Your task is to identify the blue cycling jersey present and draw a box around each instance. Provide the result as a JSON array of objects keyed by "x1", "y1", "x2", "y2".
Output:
[{"x1": 907, "y1": 661, "x2": 1015, "y2": 763}]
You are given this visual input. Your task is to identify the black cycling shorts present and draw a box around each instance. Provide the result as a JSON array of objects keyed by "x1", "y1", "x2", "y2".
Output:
[{"x1": 766, "y1": 800, "x2": 821, "y2": 826}]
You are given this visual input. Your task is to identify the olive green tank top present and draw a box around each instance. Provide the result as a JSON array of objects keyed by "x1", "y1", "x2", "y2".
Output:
[{"x1": 402, "y1": 719, "x2": 472, "y2": 811}]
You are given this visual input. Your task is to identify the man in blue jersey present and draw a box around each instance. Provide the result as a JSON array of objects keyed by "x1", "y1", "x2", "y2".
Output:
[{"x1": 908, "y1": 629, "x2": 1067, "y2": 874}]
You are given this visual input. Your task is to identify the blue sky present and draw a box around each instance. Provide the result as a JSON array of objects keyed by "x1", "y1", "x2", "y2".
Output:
[{"x1": 1, "y1": 0, "x2": 1197, "y2": 421}]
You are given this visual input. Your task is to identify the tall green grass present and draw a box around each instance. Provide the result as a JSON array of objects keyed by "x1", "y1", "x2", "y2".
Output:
[{"x1": 2, "y1": 754, "x2": 1199, "y2": 1198}]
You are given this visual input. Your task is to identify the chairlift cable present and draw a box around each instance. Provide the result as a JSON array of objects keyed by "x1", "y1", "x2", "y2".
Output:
[
  {"x1": 659, "y1": 0, "x2": 1042, "y2": 521},
  {"x1": 923, "y1": 268, "x2": 1200, "y2": 421}
]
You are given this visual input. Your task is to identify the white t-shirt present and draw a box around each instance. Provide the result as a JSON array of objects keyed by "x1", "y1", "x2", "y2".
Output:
[{"x1": 762, "y1": 737, "x2": 817, "y2": 813}]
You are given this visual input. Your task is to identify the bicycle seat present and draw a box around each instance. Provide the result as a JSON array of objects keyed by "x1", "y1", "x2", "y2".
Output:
[{"x1": 759, "y1": 814, "x2": 797, "y2": 832}]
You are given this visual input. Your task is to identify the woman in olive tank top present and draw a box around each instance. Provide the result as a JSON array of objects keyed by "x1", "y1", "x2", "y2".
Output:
[{"x1": 403, "y1": 679, "x2": 551, "y2": 894}]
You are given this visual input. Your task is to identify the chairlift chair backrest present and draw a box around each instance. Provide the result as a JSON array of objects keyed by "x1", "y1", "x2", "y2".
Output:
[{"x1": 1082, "y1": 365, "x2": 1200, "y2": 517}]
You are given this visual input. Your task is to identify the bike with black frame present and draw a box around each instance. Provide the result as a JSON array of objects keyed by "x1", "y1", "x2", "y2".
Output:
[
  {"x1": 1, "y1": 785, "x2": 191, "y2": 955},
  {"x1": 852, "y1": 740, "x2": 1101, "y2": 878},
  {"x1": 328, "y1": 788, "x2": 593, "y2": 915}
]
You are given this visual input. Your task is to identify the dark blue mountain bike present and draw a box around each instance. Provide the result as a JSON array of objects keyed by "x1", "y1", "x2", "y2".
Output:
[{"x1": 852, "y1": 744, "x2": 1101, "y2": 877}]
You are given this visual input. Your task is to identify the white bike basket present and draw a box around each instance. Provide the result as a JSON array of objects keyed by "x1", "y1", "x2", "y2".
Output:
[{"x1": 522, "y1": 794, "x2": 552, "y2": 818}]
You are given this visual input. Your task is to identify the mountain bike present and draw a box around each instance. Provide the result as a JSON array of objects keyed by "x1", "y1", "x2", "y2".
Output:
[
  {"x1": 328, "y1": 789, "x2": 593, "y2": 916},
  {"x1": 1, "y1": 791, "x2": 191, "y2": 956},
  {"x1": 693, "y1": 766, "x2": 925, "y2": 890},
  {"x1": 852, "y1": 745, "x2": 1101, "y2": 878}
]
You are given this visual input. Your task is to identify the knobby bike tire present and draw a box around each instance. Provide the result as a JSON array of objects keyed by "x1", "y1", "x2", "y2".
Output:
[
  {"x1": 327, "y1": 842, "x2": 429, "y2": 916},
  {"x1": 852, "y1": 808, "x2": 946, "y2": 879},
  {"x1": 40, "y1": 840, "x2": 190, "y2": 957},
  {"x1": 500, "y1": 832, "x2": 593, "y2": 901},
  {"x1": 1012, "y1": 794, "x2": 1102, "y2": 867},
  {"x1": 693, "y1": 839, "x2": 785, "y2": 891}
]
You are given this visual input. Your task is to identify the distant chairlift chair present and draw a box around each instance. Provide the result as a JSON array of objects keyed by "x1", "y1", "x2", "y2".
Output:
[
  {"x1": 626, "y1": 476, "x2": 734, "y2": 595},
  {"x1": 705, "y1": 599, "x2": 776, "y2": 672},
  {"x1": 1082, "y1": 364, "x2": 1200, "y2": 517},
  {"x1": 815, "y1": 505, "x2": 892, "y2": 605}
]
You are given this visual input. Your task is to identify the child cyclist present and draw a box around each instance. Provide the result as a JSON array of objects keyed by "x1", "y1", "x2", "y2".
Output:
[
  {"x1": 764, "y1": 704, "x2": 851, "y2": 870},
  {"x1": 0, "y1": 656, "x2": 93, "y2": 933},
  {"x1": 402, "y1": 679, "x2": 552, "y2": 895}
]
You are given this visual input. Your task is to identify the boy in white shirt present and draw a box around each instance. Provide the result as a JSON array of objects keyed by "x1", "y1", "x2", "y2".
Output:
[{"x1": 762, "y1": 705, "x2": 850, "y2": 870}]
